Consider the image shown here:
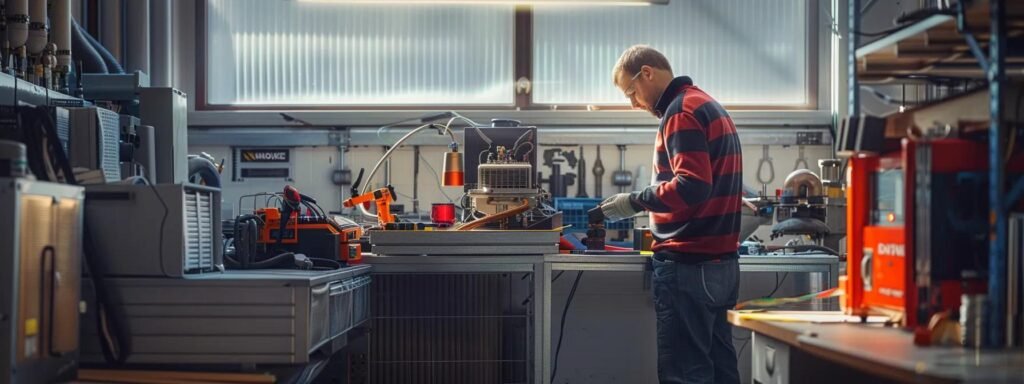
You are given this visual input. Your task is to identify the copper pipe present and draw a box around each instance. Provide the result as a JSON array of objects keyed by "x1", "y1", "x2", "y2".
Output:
[{"x1": 455, "y1": 199, "x2": 530, "y2": 231}]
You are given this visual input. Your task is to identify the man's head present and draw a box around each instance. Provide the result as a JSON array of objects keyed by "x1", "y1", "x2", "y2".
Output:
[{"x1": 612, "y1": 45, "x2": 675, "y2": 117}]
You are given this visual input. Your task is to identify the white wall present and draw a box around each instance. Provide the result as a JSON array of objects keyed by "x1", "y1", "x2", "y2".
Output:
[{"x1": 192, "y1": 140, "x2": 833, "y2": 236}]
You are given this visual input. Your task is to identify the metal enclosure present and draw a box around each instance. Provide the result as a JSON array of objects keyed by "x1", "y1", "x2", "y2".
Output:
[
  {"x1": 68, "y1": 106, "x2": 122, "y2": 183},
  {"x1": 138, "y1": 87, "x2": 188, "y2": 184},
  {"x1": 80, "y1": 266, "x2": 372, "y2": 364},
  {"x1": 84, "y1": 183, "x2": 223, "y2": 277},
  {"x1": 0, "y1": 178, "x2": 84, "y2": 384},
  {"x1": 463, "y1": 123, "x2": 538, "y2": 190}
]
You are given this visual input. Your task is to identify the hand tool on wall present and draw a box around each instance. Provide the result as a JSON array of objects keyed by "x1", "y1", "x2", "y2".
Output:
[
  {"x1": 757, "y1": 145, "x2": 775, "y2": 197},
  {"x1": 794, "y1": 145, "x2": 809, "y2": 171},
  {"x1": 540, "y1": 148, "x2": 577, "y2": 198},
  {"x1": 593, "y1": 146, "x2": 605, "y2": 198},
  {"x1": 576, "y1": 145, "x2": 588, "y2": 197},
  {"x1": 612, "y1": 144, "x2": 633, "y2": 193}
]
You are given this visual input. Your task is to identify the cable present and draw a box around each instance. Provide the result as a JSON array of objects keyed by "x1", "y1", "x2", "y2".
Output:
[
  {"x1": 766, "y1": 273, "x2": 790, "y2": 298},
  {"x1": 551, "y1": 271, "x2": 583, "y2": 383},
  {"x1": 418, "y1": 153, "x2": 456, "y2": 204},
  {"x1": 737, "y1": 339, "x2": 750, "y2": 359},
  {"x1": 148, "y1": 184, "x2": 171, "y2": 281},
  {"x1": 552, "y1": 270, "x2": 566, "y2": 283},
  {"x1": 359, "y1": 123, "x2": 458, "y2": 219}
]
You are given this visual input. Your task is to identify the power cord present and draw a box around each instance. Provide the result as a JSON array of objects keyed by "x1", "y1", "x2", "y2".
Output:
[
  {"x1": 766, "y1": 273, "x2": 790, "y2": 298},
  {"x1": 148, "y1": 184, "x2": 170, "y2": 278},
  {"x1": 551, "y1": 271, "x2": 584, "y2": 383}
]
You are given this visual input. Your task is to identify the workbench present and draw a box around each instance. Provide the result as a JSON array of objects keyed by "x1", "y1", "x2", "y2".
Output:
[
  {"x1": 728, "y1": 310, "x2": 1024, "y2": 383},
  {"x1": 365, "y1": 253, "x2": 840, "y2": 384}
]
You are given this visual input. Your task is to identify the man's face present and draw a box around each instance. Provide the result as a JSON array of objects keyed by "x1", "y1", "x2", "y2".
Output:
[{"x1": 616, "y1": 66, "x2": 659, "y2": 117}]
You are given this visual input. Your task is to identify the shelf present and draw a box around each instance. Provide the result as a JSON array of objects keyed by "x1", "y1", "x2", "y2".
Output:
[{"x1": 855, "y1": 3, "x2": 1024, "y2": 83}]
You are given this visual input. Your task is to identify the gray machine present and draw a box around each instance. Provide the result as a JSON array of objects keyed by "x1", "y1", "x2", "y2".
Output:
[
  {"x1": 0, "y1": 178, "x2": 84, "y2": 384},
  {"x1": 68, "y1": 106, "x2": 122, "y2": 183},
  {"x1": 138, "y1": 87, "x2": 188, "y2": 184},
  {"x1": 81, "y1": 266, "x2": 372, "y2": 364},
  {"x1": 84, "y1": 183, "x2": 223, "y2": 277}
]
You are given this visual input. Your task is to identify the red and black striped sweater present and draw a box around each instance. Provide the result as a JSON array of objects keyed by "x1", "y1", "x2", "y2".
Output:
[{"x1": 629, "y1": 76, "x2": 743, "y2": 262}]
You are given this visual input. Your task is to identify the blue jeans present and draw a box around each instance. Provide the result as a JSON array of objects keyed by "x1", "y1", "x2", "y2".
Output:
[{"x1": 652, "y1": 254, "x2": 740, "y2": 384}]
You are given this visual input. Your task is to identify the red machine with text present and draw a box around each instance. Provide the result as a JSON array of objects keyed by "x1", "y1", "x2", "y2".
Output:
[{"x1": 843, "y1": 138, "x2": 993, "y2": 330}]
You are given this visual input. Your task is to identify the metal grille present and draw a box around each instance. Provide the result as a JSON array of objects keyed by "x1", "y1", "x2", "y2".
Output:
[
  {"x1": 53, "y1": 107, "x2": 70, "y2": 153},
  {"x1": 478, "y1": 163, "x2": 532, "y2": 190},
  {"x1": 367, "y1": 274, "x2": 529, "y2": 384},
  {"x1": 95, "y1": 108, "x2": 121, "y2": 182},
  {"x1": 184, "y1": 189, "x2": 216, "y2": 273}
]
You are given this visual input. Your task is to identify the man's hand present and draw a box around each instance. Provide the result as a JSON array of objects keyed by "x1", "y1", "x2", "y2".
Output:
[{"x1": 600, "y1": 193, "x2": 639, "y2": 222}]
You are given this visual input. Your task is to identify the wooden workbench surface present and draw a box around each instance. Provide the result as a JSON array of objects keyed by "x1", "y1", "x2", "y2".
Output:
[{"x1": 729, "y1": 311, "x2": 1024, "y2": 384}]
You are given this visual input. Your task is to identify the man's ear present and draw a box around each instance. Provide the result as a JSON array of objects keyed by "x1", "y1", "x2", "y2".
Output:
[{"x1": 640, "y1": 65, "x2": 652, "y2": 80}]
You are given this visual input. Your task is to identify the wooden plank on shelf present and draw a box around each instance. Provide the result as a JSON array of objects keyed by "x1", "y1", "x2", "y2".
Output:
[{"x1": 77, "y1": 369, "x2": 277, "y2": 384}]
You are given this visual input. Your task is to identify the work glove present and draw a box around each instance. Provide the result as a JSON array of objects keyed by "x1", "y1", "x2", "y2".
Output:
[{"x1": 600, "y1": 193, "x2": 640, "y2": 222}]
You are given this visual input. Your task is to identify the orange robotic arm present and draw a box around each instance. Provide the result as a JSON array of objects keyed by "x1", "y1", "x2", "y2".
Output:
[{"x1": 343, "y1": 185, "x2": 396, "y2": 227}]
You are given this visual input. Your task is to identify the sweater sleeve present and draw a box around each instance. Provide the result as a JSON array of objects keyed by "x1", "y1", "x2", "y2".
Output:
[{"x1": 630, "y1": 111, "x2": 713, "y2": 218}]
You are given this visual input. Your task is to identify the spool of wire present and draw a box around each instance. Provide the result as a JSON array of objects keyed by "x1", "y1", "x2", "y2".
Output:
[{"x1": 0, "y1": 140, "x2": 28, "y2": 177}]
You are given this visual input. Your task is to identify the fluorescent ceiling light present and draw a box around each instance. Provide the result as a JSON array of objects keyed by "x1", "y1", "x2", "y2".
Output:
[{"x1": 297, "y1": 0, "x2": 665, "y2": 6}]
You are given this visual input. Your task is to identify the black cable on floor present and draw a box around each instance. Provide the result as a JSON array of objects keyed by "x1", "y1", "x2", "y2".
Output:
[
  {"x1": 737, "y1": 339, "x2": 750, "y2": 359},
  {"x1": 551, "y1": 271, "x2": 583, "y2": 383},
  {"x1": 766, "y1": 272, "x2": 789, "y2": 298}
]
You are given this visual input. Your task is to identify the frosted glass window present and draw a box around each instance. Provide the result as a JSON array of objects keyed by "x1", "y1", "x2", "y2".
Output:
[
  {"x1": 205, "y1": 0, "x2": 515, "y2": 106},
  {"x1": 533, "y1": 0, "x2": 810, "y2": 107}
]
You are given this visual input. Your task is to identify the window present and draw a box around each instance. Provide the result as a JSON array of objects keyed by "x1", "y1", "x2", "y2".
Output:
[
  {"x1": 204, "y1": 0, "x2": 515, "y2": 107},
  {"x1": 532, "y1": 0, "x2": 812, "y2": 107},
  {"x1": 201, "y1": 0, "x2": 817, "y2": 110}
]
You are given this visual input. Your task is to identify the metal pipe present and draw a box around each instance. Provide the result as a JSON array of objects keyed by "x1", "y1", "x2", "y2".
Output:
[
  {"x1": 124, "y1": 0, "x2": 149, "y2": 74},
  {"x1": 99, "y1": 0, "x2": 121, "y2": 64},
  {"x1": 149, "y1": 0, "x2": 171, "y2": 86},
  {"x1": 26, "y1": 0, "x2": 45, "y2": 54},
  {"x1": 6, "y1": 0, "x2": 29, "y2": 49},
  {"x1": 987, "y1": 0, "x2": 1007, "y2": 348}
]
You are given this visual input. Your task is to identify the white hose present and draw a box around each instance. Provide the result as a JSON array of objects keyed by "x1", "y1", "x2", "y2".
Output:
[{"x1": 357, "y1": 118, "x2": 468, "y2": 219}]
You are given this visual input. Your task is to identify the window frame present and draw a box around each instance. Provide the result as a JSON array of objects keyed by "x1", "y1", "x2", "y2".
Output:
[{"x1": 196, "y1": 1, "x2": 821, "y2": 112}]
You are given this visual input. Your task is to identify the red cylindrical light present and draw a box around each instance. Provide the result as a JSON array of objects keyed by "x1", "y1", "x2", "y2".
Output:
[
  {"x1": 442, "y1": 149, "x2": 464, "y2": 187},
  {"x1": 431, "y1": 203, "x2": 456, "y2": 227}
]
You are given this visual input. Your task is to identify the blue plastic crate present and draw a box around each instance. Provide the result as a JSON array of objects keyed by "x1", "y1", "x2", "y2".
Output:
[{"x1": 554, "y1": 197, "x2": 635, "y2": 232}]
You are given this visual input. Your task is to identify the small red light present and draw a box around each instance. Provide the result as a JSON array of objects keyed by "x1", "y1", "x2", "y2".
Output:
[
  {"x1": 431, "y1": 203, "x2": 456, "y2": 227},
  {"x1": 443, "y1": 171, "x2": 464, "y2": 187}
]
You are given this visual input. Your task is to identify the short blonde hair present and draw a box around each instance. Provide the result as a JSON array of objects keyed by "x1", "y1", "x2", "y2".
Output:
[{"x1": 612, "y1": 45, "x2": 672, "y2": 85}]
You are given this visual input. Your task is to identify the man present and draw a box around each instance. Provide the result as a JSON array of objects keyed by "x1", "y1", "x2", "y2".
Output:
[{"x1": 600, "y1": 45, "x2": 742, "y2": 384}]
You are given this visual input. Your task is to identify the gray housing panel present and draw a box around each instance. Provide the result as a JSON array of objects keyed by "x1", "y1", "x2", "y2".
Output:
[
  {"x1": 84, "y1": 183, "x2": 223, "y2": 277},
  {"x1": 138, "y1": 87, "x2": 187, "y2": 185},
  {"x1": 80, "y1": 266, "x2": 372, "y2": 364}
]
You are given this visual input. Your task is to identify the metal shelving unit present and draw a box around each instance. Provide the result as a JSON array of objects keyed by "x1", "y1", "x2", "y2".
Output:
[{"x1": 848, "y1": 0, "x2": 1022, "y2": 347}]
